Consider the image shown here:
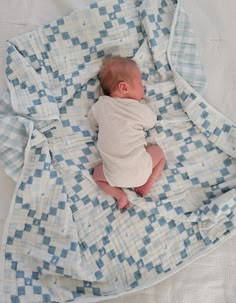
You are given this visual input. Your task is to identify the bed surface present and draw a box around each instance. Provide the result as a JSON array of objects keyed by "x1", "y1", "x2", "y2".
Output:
[{"x1": 0, "y1": 1, "x2": 236, "y2": 302}]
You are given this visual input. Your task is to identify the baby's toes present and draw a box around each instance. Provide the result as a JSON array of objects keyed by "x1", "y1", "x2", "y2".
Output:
[
  {"x1": 134, "y1": 187, "x2": 144, "y2": 196},
  {"x1": 124, "y1": 201, "x2": 131, "y2": 208},
  {"x1": 117, "y1": 196, "x2": 130, "y2": 210}
]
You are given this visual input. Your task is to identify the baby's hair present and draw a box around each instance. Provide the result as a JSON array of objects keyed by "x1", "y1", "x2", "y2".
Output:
[{"x1": 98, "y1": 56, "x2": 138, "y2": 96}]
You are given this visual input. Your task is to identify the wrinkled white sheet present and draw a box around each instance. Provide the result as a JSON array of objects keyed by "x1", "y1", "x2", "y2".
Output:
[{"x1": 0, "y1": 1, "x2": 236, "y2": 302}]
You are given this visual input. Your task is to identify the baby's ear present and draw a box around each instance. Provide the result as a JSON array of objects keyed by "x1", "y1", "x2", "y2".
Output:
[{"x1": 118, "y1": 81, "x2": 128, "y2": 93}]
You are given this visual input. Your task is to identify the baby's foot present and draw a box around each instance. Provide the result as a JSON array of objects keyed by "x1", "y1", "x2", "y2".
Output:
[
  {"x1": 134, "y1": 178, "x2": 155, "y2": 196},
  {"x1": 117, "y1": 194, "x2": 130, "y2": 210}
]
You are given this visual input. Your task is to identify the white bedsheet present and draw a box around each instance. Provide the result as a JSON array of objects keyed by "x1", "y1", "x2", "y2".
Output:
[{"x1": 0, "y1": 1, "x2": 236, "y2": 302}]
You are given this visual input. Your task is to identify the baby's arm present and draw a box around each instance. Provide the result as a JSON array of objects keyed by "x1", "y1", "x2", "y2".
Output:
[
  {"x1": 87, "y1": 106, "x2": 99, "y2": 131},
  {"x1": 142, "y1": 105, "x2": 157, "y2": 130}
]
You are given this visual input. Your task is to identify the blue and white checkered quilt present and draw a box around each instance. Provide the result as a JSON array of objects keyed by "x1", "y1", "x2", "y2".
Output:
[{"x1": 1, "y1": 0, "x2": 236, "y2": 302}]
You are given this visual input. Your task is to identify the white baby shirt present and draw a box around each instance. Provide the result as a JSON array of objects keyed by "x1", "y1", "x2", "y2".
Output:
[{"x1": 88, "y1": 95, "x2": 157, "y2": 187}]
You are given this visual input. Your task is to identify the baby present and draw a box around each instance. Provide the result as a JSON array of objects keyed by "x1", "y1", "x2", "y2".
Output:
[{"x1": 88, "y1": 56, "x2": 165, "y2": 210}]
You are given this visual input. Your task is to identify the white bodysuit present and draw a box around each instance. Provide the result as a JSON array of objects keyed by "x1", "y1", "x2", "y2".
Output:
[{"x1": 87, "y1": 95, "x2": 157, "y2": 187}]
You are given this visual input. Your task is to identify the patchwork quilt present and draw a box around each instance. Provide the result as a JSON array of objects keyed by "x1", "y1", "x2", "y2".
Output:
[{"x1": 1, "y1": 0, "x2": 236, "y2": 302}]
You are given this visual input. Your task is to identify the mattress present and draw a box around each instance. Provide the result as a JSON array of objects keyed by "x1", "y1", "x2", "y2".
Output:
[{"x1": 0, "y1": 1, "x2": 236, "y2": 302}]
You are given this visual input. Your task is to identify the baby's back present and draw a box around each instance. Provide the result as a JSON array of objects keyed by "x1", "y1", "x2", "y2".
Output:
[
  {"x1": 95, "y1": 96, "x2": 147, "y2": 156},
  {"x1": 88, "y1": 95, "x2": 156, "y2": 187}
]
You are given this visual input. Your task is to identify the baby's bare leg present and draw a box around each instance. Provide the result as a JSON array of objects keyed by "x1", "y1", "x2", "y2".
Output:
[
  {"x1": 93, "y1": 163, "x2": 130, "y2": 210},
  {"x1": 134, "y1": 145, "x2": 165, "y2": 196}
]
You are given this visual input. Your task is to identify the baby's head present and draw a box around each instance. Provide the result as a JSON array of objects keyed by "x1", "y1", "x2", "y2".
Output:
[{"x1": 98, "y1": 56, "x2": 144, "y2": 101}]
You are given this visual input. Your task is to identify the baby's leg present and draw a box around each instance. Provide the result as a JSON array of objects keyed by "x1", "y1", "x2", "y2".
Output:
[
  {"x1": 134, "y1": 145, "x2": 165, "y2": 196},
  {"x1": 93, "y1": 163, "x2": 130, "y2": 210}
]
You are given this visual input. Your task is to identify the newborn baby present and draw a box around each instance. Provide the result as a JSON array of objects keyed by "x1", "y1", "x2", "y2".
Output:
[{"x1": 88, "y1": 56, "x2": 165, "y2": 210}]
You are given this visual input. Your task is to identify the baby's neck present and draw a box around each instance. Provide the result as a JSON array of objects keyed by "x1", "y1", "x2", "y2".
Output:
[
  {"x1": 110, "y1": 91, "x2": 139, "y2": 101},
  {"x1": 110, "y1": 91, "x2": 124, "y2": 98}
]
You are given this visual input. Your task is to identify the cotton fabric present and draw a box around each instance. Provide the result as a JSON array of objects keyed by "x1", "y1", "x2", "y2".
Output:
[{"x1": 88, "y1": 95, "x2": 157, "y2": 187}]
